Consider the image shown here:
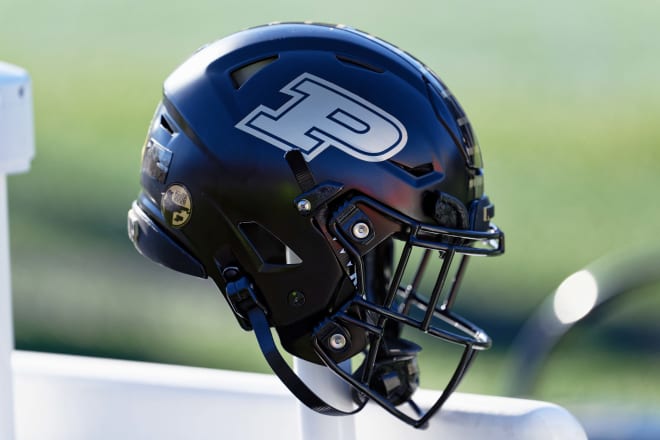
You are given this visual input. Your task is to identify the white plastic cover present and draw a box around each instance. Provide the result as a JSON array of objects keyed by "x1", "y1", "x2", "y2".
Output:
[{"x1": 0, "y1": 62, "x2": 34, "y2": 174}]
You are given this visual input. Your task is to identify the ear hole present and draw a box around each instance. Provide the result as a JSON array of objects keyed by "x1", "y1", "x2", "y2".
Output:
[{"x1": 239, "y1": 221, "x2": 303, "y2": 270}]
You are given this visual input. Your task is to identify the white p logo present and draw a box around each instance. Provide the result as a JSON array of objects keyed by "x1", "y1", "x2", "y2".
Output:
[{"x1": 235, "y1": 73, "x2": 408, "y2": 162}]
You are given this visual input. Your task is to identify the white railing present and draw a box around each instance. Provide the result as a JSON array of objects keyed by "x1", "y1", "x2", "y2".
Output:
[
  {"x1": 1, "y1": 63, "x2": 586, "y2": 440},
  {"x1": 12, "y1": 350, "x2": 587, "y2": 440}
]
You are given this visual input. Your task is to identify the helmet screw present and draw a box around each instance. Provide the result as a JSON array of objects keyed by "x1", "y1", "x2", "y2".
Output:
[
  {"x1": 288, "y1": 290, "x2": 306, "y2": 307},
  {"x1": 329, "y1": 333, "x2": 347, "y2": 351},
  {"x1": 222, "y1": 266, "x2": 240, "y2": 281},
  {"x1": 351, "y1": 222, "x2": 370, "y2": 240},
  {"x1": 296, "y1": 199, "x2": 312, "y2": 214}
]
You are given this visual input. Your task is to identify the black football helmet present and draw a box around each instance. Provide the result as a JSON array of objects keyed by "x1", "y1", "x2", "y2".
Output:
[{"x1": 128, "y1": 22, "x2": 504, "y2": 428}]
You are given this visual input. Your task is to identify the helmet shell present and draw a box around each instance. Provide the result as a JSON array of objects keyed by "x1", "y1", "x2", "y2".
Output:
[{"x1": 132, "y1": 22, "x2": 486, "y2": 359}]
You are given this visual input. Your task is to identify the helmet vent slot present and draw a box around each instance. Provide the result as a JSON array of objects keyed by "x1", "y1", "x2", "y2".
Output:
[
  {"x1": 388, "y1": 160, "x2": 434, "y2": 178},
  {"x1": 239, "y1": 221, "x2": 303, "y2": 269},
  {"x1": 231, "y1": 56, "x2": 279, "y2": 89},
  {"x1": 159, "y1": 114, "x2": 175, "y2": 135},
  {"x1": 335, "y1": 54, "x2": 384, "y2": 73}
]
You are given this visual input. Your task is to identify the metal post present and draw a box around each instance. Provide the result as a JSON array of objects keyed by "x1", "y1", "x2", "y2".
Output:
[
  {"x1": 0, "y1": 61, "x2": 35, "y2": 440},
  {"x1": 294, "y1": 358, "x2": 357, "y2": 440},
  {"x1": 0, "y1": 174, "x2": 15, "y2": 440}
]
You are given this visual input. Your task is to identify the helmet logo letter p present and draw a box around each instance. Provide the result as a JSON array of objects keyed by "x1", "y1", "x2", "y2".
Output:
[{"x1": 235, "y1": 73, "x2": 407, "y2": 162}]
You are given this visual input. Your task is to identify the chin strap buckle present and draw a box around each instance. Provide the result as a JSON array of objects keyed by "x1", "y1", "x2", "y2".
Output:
[{"x1": 225, "y1": 275, "x2": 267, "y2": 331}]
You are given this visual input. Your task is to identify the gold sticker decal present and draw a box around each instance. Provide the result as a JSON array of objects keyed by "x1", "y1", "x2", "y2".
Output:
[{"x1": 161, "y1": 184, "x2": 192, "y2": 228}]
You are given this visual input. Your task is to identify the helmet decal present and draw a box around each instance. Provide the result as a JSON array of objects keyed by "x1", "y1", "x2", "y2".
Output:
[
  {"x1": 235, "y1": 73, "x2": 408, "y2": 162},
  {"x1": 161, "y1": 184, "x2": 192, "y2": 228}
]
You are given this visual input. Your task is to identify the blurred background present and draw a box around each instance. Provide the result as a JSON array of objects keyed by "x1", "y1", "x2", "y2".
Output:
[{"x1": 2, "y1": 0, "x2": 659, "y2": 437}]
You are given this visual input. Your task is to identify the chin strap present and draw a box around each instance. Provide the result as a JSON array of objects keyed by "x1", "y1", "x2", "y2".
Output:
[{"x1": 225, "y1": 275, "x2": 366, "y2": 416}]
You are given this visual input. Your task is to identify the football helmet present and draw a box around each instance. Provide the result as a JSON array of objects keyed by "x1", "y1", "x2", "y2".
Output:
[{"x1": 128, "y1": 22, "x2": 504, "y2": 428}]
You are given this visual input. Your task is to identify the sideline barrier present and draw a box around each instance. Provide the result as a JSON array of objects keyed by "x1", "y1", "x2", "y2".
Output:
[{"x1": 13, "y1": 351, "x2": 587, "y2": 440}]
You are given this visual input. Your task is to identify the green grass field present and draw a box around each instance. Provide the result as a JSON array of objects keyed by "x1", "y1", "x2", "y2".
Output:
[{"x1": 2, "y1": 0, "x2": 659, "y2": 417}]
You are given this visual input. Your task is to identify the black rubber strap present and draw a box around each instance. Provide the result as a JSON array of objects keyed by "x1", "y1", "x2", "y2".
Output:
[
  {"x1": 285, "y1": 150, "x2": 316, "y2": 192},
  {"x1": 246, "y1": 306, "x2": 364, "y2": 416}
]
